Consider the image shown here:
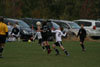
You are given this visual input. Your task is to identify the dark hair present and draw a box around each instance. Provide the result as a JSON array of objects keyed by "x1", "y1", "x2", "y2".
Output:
[
  {"x1": 42, "y1": 21, "x2": 47, "y2": 26},
  {"x1": 60, "y1": 27, "x2": 64, "y2": 31},
  {"x1": 0, "y1": 16, "x2": 4, "y2": 22}
]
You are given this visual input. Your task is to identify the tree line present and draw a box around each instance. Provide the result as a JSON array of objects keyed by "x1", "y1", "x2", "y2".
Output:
[{"x1": 0, "y1": 0, "x2": 100, "y2": 20}]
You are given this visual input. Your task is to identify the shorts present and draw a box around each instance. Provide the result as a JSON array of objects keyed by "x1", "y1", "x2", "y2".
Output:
[
  {"x1": 0, "y1": 35, "x2": 6, "y2": 43},
  {"x1": 80, "y1": 38, "x2": 85, "y2": 43},
  {"x1": 38, "y1": 39, "x2": 43, "y2": 44},
  {"x1": 54, "y1": 41, "x2": 63, "y2": 46},
  {"x1": 42, "y1": 36, "x2": 49, "y2": 41}
]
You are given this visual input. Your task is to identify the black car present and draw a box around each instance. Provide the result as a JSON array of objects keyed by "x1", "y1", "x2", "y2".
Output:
[
  {"x1": 4, "y1": 18, "x2": 33, "y2": 41},
  {"x1": 21, "y1": 18, "x2": 60, "y2": 30},
  {"x1": 21, "y1": 18, "x2": 60, "y2": 41}
]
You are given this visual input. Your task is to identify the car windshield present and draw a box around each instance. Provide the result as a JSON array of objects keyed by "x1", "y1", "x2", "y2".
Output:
[
  {"x1": 18, "y1": 20, "x2": 30, "y2": 28},
  {"x1": 74, "y1": 21, "x2": 92, "y2": 26},
  {"x1": 52, "y1": 22, "x2": 60, "y2": 29},
  {"x1": 7, "y1": 19, "x2": 30, "y2": 28},
  {"x1": 95, "y1": 22, "x2": 100, "y2": 27},
  {"x1": 68, "y1": 22, "x2": 80, "y2": 29}
]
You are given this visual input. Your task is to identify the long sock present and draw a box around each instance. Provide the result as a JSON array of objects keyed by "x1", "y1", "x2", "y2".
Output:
[
  {"x1": 63, "y1": 49, "x2": 68, "y2": 55},
  {"x1": 42, "y1": 46, "x2": 45, "y2": 50},
  {"x1": 0, "y1": 48, "x2": 3, "y2": 56},
  {"x1": 54, "y1": 48, "x2": 59, "y2": 54},
  {"x1": 81, "y1": 44, "x2": 85, "y2": 50},
  {"x1": 47, "y1": 45, "x2": 50, "y2": 49},
  {"x1": 45, "y1": 46, "x2": 48, "y2": 50}
]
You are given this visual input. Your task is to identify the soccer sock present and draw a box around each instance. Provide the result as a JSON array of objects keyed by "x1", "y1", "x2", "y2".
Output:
[
  {"x1": 45, "y1": 46, "x2": 48, "y2": 50},
  {"x1": 54, "y1": 48, "x2": 59, "y2": 54},
  {"x1": 42, "y1": 46, "x2": 45, "y2": 49},
  {"x1": 81, "y1": 44, "x2": 85, "y2": 50},
  {"x1": 47, "y1": 45, "x2": 50, "y2": 49},
  {"x1": 0, "y1": 48, "x2": 3, "y2": 55},
  {"x1": 63, "y1": 49, "x2": 68, "y2": 55}
]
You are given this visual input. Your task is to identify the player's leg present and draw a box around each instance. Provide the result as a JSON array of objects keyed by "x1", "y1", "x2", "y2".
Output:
[
  {"x1": 40, "y1": 40, "x2": 45, "y2": 50},
  {"x1": 59, "y1": 42, "x2": 69, "y2": 56},
  {"x1": 52, "y1": 43, "x2": 59, "y2": 55},
  {"x1": 0, "y1": 36, "x2": 6, "y2": 58},
  {"x1": 0, "y1": 43, "x2": 4, "y2": 58},
  {"x1": 45, "y1": 41, "x2": 51, "y2": 54},
  {"x1": 43, "y1": 41, "x2": 51, "y2": 54},
  {"x1": 80, "y1": 38, "x2": 85, "y2": 51}
]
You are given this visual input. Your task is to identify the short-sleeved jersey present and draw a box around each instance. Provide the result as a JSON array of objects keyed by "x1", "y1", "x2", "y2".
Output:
[
  {"x1": 37, "y1": 32, "x2": 42, "y2": 39},
  {"x1": 52, "y1": 30, "x2": 66, "y2": 42},
  {"x1": 41, "y1": 25, "x2": 51, "y2": 37},
  {"x1": 0, "y1": 22, "x2": 8, "y2": 35}
]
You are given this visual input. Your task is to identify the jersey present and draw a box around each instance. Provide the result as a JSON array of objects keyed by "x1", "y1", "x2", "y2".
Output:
[
  {"x1": 77, "y1": 28, "x2": 87, "y2": 39},
  {"x1": 0, "y1": 22, "x2": 8, "y2": 35},
  {"x1": 52, "y1": 30, "x2": 66, "y2": 42},
  {"x1": 37, "y1": 32, "x2": 42, "y2": 39},
  {"x1": 41, "y1": 25, "x2": 51, "y2": 38}
]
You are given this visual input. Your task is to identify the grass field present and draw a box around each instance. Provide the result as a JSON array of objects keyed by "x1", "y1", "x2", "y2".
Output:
[{"x1": 0, "y1": 40, "x2": 100, "y2": 67}]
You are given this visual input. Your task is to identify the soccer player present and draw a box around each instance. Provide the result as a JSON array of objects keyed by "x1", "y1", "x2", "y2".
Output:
[
  {"x1": 51, "y1": 27, "x2": 69, "y2": 56},
  {"x1": 33, "y1": 24, "x2": 45, "y2": 50},
  {"x1": 41, "y1": 21, "x2": 51, "y2": 54},
  {"x1": 0, "y1": 16, "x2": 8, "y2": 58},
  {"x1": 77, "y1": 24, "x2": 87, "y2": 51}
]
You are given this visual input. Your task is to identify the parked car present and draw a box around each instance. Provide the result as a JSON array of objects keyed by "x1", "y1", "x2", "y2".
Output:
[
  {"x1": 50, "y1": 19, "x2": 80, "y2": 36},
  {"x1": 21, "y1": 18, "x2": 60, "y2": 41},
  {"x1": 4, "y1": 18, "x2": 33, "y2": 41},
  {"x1": 74, "y1": 19, "x2": 100, "y2": 38},
  {"x1": 21, "y1": 18, "x2": 60, "y2": 30}
]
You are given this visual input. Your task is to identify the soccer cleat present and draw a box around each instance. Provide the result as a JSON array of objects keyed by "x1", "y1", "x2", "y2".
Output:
[
  {"x1": 48, "y1": 49, "x2": 51, "y2": 54},
  {"x1": 66, "y1": 53, "x2": 70, "y2": 56},
  {"x1": 82, "y1": 48, "x2": 86, "y2": 52},
  {"x1": 65, "y1": 52, "x2": 70, "y2": 56}
]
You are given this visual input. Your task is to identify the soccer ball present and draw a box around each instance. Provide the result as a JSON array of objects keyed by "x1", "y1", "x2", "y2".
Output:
[
  {"x1": 28, "y1": 40, "x2": 31, "y2": 42},
  {"x1": 36, "y1": 21, "x2": 41, "y2": 26}
]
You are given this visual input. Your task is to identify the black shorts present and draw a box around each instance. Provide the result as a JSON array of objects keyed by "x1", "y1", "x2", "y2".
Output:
[
  {"x1": 80, "y1": 38, "x2": 85, "y2": 43},
  {"x1": 54, "y1": 41, "x2": 63, "y2": 46},
  {"x1": 42, "y1": 36, "x2": 49, "y2": 41},
  {"x1": 38, "y1": 39, "x2": 43, "y2": 44},
  {"x1": 0, "y1": 35, "x2": 6, "y2": 43}
]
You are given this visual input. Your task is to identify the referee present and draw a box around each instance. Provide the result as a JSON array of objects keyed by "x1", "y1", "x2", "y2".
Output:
[
  {"x1": 77, "y1": 24, "x2": 87, "y2": 52},
  {"x1": 0, "y1": 16, "x2": 8, "y2": 58}
]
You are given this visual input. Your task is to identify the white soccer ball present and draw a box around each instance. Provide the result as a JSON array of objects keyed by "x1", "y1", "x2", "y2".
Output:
[{"x1": 36, "y1": 21, "x2": 41, "y2": 26}]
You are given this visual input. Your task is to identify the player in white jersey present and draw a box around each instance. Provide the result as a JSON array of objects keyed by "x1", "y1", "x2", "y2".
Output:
[
  {"x1": 33, "y1": 26, "x2": 45, "y2": 50},
  {"x1": 51, "y1": 27, "x2": 69, "y2": 56}
]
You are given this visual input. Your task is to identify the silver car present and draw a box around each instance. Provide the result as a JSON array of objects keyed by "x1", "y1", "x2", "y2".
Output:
[
  {"x1": 50, "y1": 19, "x2": 80, "y2": 36},
  {"x1": 74, "y1": 19, "x2": 100, "y2": 38}
]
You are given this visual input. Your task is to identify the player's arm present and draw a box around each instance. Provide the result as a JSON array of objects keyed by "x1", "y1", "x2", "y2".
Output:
[
  {"x1": 77, "y1": 29, "x2": 80, "y2": 37},
  {"x1": 61, "y1": 32, "x2": 66, "y2": 37},
  {"x1": 84, "y1": 29, "x2": 87, "y2": 38},
  {"x1": 51, "y1": 30, "x2": 56, "y2": 33},
  {"x1": 33, "y1": 32, "x2": 37, "y2": 40},
  {"x1": 5, "y1": 24, "x2": 8, "y2": 37}
]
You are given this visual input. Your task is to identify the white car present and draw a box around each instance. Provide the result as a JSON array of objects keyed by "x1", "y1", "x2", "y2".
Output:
[
  {"x1": 74, "y1": 19, "x2": 100, "y2": 38},
  {"x1": 50, "y1": 19, "x2": 80, "y2": 36}
]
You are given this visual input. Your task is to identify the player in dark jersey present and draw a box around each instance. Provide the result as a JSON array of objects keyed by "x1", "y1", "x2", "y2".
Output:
[
  {"x1": 41, "y1": 21, "x2": 51, "y2": 54},
  {"x1": 77, "y1": 24, "x2": 87, "y2": 52}
]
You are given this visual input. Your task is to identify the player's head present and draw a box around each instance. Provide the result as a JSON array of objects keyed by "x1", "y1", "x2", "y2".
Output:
[
  {"x1": 42, "y1": 21, "x2": 47, "y2": 26},
  {"x1": 60, "y1": 27, "x2": 64, "y2": 31},
  {"x1": 14, "y1": 24, "x2": 17, "y2": 28},
  {"x1": 81, "y1": 24, "x2": 84, "y2": 28},
  {"x1": 0, "y1": 16, "x2": 4, "y2": 22}
]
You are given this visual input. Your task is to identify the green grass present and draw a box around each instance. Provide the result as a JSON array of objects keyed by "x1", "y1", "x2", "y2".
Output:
[{"x1": 0, "y1": 40, "x2": 100, "y2": 67}]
